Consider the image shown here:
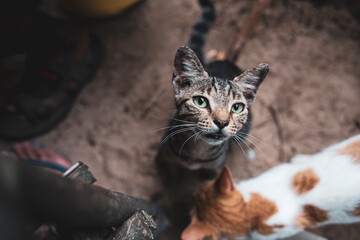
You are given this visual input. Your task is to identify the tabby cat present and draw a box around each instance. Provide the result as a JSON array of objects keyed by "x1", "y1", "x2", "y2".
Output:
[
  {"x1": 155, "y1": 0, "x2": 269, "y2": 226},
  {"x1": 182, "y1": 135, "x2": 360, "y2": 240}
]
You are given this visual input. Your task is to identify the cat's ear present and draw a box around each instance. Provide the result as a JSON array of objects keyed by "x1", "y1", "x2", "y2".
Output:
[
  {"x1": 173, "y1": 46, "x2": 208, "y2": 92},
  {"x1": 181, "y1": 218, "x2": 212, "y2": 240},
  {"x1": 215, "y1": 166, "x2": 235, "y2": 194},
  {"x1": 233, "y1": 63, "x2": 269, "y2": 103}
]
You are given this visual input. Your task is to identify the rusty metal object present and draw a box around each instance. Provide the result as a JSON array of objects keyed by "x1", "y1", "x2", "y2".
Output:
[
  {"x1": 0, "y1": 156, "x2": 163, "y2": 239},
  {"x1": 32, "y1": 161, "x2": 97, "y2": 239},
  {"x1": 63, "y1": 161, "x2": 96, "y2": 184}
]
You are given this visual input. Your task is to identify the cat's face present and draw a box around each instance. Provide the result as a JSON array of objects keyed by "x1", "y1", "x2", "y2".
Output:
[
  {"x1": 181, "y1": 166, "x2": 249, "y2": 240},
  {"x1": 172, "y1": 46, "x2": 269, "y2": 145}
]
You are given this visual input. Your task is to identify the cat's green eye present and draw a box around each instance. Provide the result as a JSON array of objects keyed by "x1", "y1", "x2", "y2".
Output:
[
  {"x1": 231, "y1": 103, "x2": 245, "y2": 113},
  {"x1": 193, "y1": 96, "x2": 208, "y2": 108}
]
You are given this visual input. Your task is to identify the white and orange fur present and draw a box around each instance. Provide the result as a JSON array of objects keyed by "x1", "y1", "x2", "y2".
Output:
[{"x1": 182, "y1": 134, "x2": 360, "y2": 240}]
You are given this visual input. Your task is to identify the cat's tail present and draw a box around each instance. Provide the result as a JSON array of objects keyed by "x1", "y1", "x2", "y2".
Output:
[{"x1": 188, "y1": 0, "x2": 216, "y2": 65}]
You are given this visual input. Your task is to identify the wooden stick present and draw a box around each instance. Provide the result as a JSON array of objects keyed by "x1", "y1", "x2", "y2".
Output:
[{"x1": 226, "y1": 0, "x2": 272, "y2": 63}]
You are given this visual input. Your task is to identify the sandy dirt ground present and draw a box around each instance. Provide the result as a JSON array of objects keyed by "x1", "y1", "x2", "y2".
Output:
[{"x1": 1, "y1": 0, "x2": 360, "y2": 239}]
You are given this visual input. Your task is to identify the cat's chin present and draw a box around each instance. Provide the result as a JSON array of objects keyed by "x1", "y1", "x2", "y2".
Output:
[
  {"x1": 202, "y1": 133, "x2": 228, "y2": 145},
  {"x1": 204, "y1": 139, "x2": 225, "y2": 145}
]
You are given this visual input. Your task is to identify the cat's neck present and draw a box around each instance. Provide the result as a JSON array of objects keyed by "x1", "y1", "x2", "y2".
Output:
[
  {"x1": 168, "y1": 129, "x2": 227, "y2": 161},
  {"x1": 166, "y1": 117, "x2": 229, "y2": 169}
]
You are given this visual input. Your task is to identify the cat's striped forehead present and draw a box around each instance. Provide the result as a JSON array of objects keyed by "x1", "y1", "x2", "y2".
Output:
[{"x1": 190, "y1": 77, "x2": 245, "y2": 104}]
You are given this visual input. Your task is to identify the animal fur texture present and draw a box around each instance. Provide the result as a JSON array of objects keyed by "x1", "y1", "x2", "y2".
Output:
[
  {"x1": 182, "y1": 134, "x2": 360, "y2": 240},
  {"x1": 155, "y1": 0, "x2": 269, "y2": 227}
]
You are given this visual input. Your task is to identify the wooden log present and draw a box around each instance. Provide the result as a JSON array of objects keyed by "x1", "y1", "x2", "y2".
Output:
[{"x1": 107, "y1": 210, "x2": 156, "y2": 240}]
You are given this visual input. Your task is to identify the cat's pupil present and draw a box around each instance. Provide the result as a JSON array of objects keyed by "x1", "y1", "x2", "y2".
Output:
[
  {"x1": 234, "y1": 104, "x2": 239, "y2": 110},
  {"x1": 198, "y1": 98, "x2": 204, "y2": 105}
]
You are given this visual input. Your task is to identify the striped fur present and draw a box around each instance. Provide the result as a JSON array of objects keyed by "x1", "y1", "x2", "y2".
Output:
[
  {"x1": 188, "y1": 0, "x2": 216, "y2": 65},
  {"x1": 155, "y1": 0, "x2": 269, "y2": 228}
]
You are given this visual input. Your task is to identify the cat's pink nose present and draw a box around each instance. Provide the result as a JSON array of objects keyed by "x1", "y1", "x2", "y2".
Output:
[{"x1": 214, "y1": 118, "x2": 229, "y2": 129}]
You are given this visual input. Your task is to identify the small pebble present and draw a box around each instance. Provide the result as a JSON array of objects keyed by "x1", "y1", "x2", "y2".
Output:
[
  {"x1": 247, "y1": 149, "x2": 256, "y2": 161},
  {"x1": 77, "y1": 104, "x2": 85, "y2": 111}
]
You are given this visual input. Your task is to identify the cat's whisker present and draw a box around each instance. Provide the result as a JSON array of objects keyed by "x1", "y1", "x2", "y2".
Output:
[
  {"x1": 234, "y1": 135, "x2": 252, "y2": 153},
  {"x1": 179, "y1": 132, "x2": 199, "y2": 155},
  {"x1": 234, "y1": 135, "x2": 259, "y2": 160},
  {"x1": 237, "y1": 132, "x2": 268, "y2": 146},
  {"x1": 245, "y1": 133, "x2": 267, "y2": 145},
  {"x1": 161, "y1": 128, "x2": 190, "y2": 145},
  {"x1": 236, "y1": 133, "x2": 264, "y2": 146},
  {"x1": 231, "y1": 137, "x2": 248, "y2": 161},
  {"x1": 169, "y1": 117, "x2": 195, "y2": 124},
  {"x1": 154, "y1": 123, "x2": 197, "y2": 133},
  {"x1": 195, "y1": 130, "x2": 204, "y2": 142},
  {"x1": 161, "y1": 128, "x2": 192, "y2": 146},
  {"x1": 236, "y1": 134, "x2": 265, "y2": 158},
  {"x1": 160, "y1": 127, "x2": 196, "y2": 148},
  {"x1": 246, "y1": 138, "x2": 265, "y2": 158}
]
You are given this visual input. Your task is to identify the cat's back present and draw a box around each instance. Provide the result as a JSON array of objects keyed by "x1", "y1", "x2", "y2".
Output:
[
  {"x1": 322, "y1": 134, "x2": 360, "y2": 155},
  {"x1": 206, "y1": 60, "x2": 242, "y2": 79},
  {"x1": 238, "y1": 134, "x2": 360, "y2": 200},
  {"x1": 295, "y1": 134, "x2": 360, "y2": 181},
  {"x1": 296, "y1": 135, "x2": 360, "y2": 209},
  {"x1": 238, "y1": 135, "x2": 360, "y2": 228}
]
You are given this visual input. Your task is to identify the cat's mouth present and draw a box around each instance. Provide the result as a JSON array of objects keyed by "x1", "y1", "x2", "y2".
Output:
[{"x1": 203, "y1": 132, "x2": 227, "y2": 143}]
